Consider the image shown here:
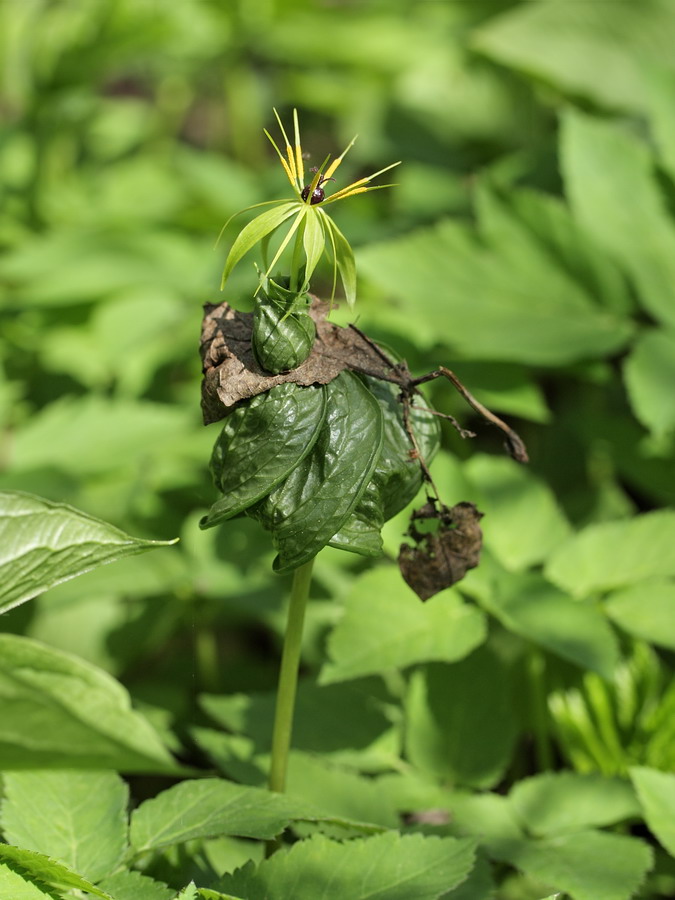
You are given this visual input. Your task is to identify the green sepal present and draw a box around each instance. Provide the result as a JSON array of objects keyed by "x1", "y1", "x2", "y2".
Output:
[
  {"x1": 248, "y1": 371, "x2": 384, "y2": 573},
  {"x1": 252, "y1": 276, "x2": 316, "y2": 374},
  {"x1": 201, "y1": 383, "x2": 327, "y2": 529}
]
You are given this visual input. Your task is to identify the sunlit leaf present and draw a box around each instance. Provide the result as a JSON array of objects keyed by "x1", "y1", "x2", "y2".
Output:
[
  {"x1": 1, "y1": 771, "x2": 128, "y2": 882},
  {"x1": 0, "y1": 634, "x2": 177, "y2": 772},
  {"x1": 221, "y1": 202, "x2": 299, "y2": 288},
  {"x1": 0, "y1": 491, "x2": 177, "y2": 614}
]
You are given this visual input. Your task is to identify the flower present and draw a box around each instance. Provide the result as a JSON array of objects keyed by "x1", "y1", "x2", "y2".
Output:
[{"x1": 219, "y1": 109, "x2": 400, "y2": 307}]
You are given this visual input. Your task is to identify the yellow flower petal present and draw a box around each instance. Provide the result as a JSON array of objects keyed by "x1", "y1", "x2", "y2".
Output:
[
  {"x1": 293, "y1": 108, "x2": 304, "y2": 186},
  {"x1": 323, "y1": 135, "x2": 357, "y2": 180},
  {"x1": 264, "y1": 129, "x2": 298, "y2": 190},
  {"x1": 273, "y1": 108, "x2": 298, "y2": 185}
]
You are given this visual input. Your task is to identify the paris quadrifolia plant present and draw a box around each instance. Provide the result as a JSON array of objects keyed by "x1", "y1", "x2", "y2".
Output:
[{"x1": 200, "y1": 109, "x2": 527, "y2": 808}]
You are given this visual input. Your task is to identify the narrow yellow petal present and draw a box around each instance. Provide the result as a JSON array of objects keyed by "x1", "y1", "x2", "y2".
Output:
[
  {"x1": 293, "y1": 108, "x2": 304, "y2": 185},
  {"x1": 325, "y1": 185, "x2": 369, "y2": 202},
  {"x1": 264, "y1": 129, "x2": 298, "y2": 190},
  {"x1": 323, "y1": 161, "x2": 401, "y2": 203},
  {"x1": 323, "y1": 135, "x2": 358, "y2": 180},
  {"x1": 273, "y1": 107, "x2": 298, "y2": 185}
]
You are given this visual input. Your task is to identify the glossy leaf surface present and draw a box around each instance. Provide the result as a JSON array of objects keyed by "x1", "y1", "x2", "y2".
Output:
[
  {"x1": 0, "y1": 491, "x2": 176, "y2": 614},
  {"x1": 250, "y1": 372, "x2": 384, "y2": 573},
  {"x1": 251, "y1": 280, "x2": 316, "y2": 374},
  {"x1": 203, "y1": 383, "x2": 326, "y2": 528}
]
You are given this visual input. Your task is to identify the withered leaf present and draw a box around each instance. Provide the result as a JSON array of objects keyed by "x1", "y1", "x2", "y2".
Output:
[
  {"x1": 398, "y1": 501, "x2": 483, "y2": 601},
  {"x1": 201, "y1": 298, "x2": 402, "y2": 424}
]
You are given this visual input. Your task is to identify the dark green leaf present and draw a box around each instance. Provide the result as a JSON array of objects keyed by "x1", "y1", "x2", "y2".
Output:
[
  {"x1": 250, "y1": 372, "x2": 384, "y2": 572},
  {"x1": 329, "y1": 376, "x2": 440, "y2": 557},
  {"x1": 202, "y1": 383, "x2": 326, "y2": 528},
  {"x1": 252, "y1": 280, "x2": 316, "y2": 374}
]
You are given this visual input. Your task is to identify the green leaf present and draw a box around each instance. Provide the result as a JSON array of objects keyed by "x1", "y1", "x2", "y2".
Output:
[
  {"x1": 200, "y1": 679, "x2": 392, "y2": 759},
  {"x1": 363, "y1": 376, "x2": 441, "y2": 521},
  {"x1": 405, "y1": 650, "x2": 516, "y2": 789},
  {"x1": 129, "y1": 779, "x2": 307, "y2": 853},
  {"x1": 475, "y1": 184, "x2": 633, "y2": 318},
  {"x1": 545, "y1": 510, "x2": 675, "y2": 597},
  {"x1": 645, "y1": 63, "x2": 675, "y2": 181},
  {"x1": 0, "y1": 862, "x2": 55, "y2": 900},
  {"x1": 630, "y1": 766, "x2": 675, "y2": 858},
  {"x1": 250, "y1": 372, "x2": 384, "y2": 573},
  {"x1": 478, "y1": 572, "x2": 619, "y2": 677},
  {"x1": 604, "y1": 579, "x2": 675, "y2": 650},
  {"x1": 98, "y1": 871, "x2": 174, "y2": 900},
  {"x1": 216, "y1": 832, "x2": 477, "y2": 900},
  {"x1": 221, "y1": 202, "x2": 299, "y2": 287},
  {"x1": 322, "y1": 213, "x2": 357, "y2": 307},
  {"x1": 201, "y1": 384, "x2": 326, "y2": 528},
  {"x1": 329, "y1": 376, "x2": 440, "y2": 558},
  {"x1": 357, "y1": 216, "x2": 632, "y2": 365},
  {"x1": 509, "y1": 772, "x2": 640, "y2": 837},
  {"x1": 1, "y1": 771, "x2": 128, "y2": 882},
  {"x1": 320, "y1": 566, "x2": 486, "y2": 684},
  {"x1": 0, "y1": 491, "x2": 177, "y2": 614},
  {"x1": 473, "y1": 0, "x2": 675, "y2": 113},
  {"x1": 623, "y1": 328, "x2": 675, "y2": 440},
  {"x1": 491, "y1": 831, "x2": 653, "y2": 900},
  {"x1": 0, "y1": 634, "x2": 177, "y2": 772},
  {"x1": 9, "y1": 396, "x2": 197, "y2": 476},
  {"x1": 561, "y1": 109, "x2": 675, "y2": 329},
  {"x1": 283, "y1": 752, "x2": 398, "y2": 829},
  {"x1": 328, "y1": 483, "x2": 385, "y2": 558},
  {"x1": 0, "y1": 844, "x2": 113, "y2": 900},
  {"x1": 251, "y1": 282, "x2": 316, "y2": 374},
  {"x1": 302, "y1": 208, "x2": 325, "y2": 288},
  {"x1": 464, "y1": 456, "x2": 571, "y2": 572}
]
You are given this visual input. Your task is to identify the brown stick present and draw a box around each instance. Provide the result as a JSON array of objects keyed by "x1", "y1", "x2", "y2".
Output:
[{"x1": 412, "y1": 367, "x2": 529, "y2": 463}]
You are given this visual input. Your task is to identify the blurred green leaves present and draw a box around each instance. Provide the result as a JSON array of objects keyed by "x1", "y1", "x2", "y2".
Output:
[{"x1": 1, "y1": 0, "x2": 675, "y2": 898}]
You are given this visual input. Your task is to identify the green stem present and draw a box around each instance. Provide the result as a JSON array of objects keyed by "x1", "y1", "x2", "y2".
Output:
[{"x1": 268, "y1": 558, "x2": 314, "y2": 793}]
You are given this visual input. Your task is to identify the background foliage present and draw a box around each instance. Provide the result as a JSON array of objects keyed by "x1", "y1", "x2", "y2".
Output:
[{"x1": 1, "y1": 1, "x2": 675, "y2": 898}]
